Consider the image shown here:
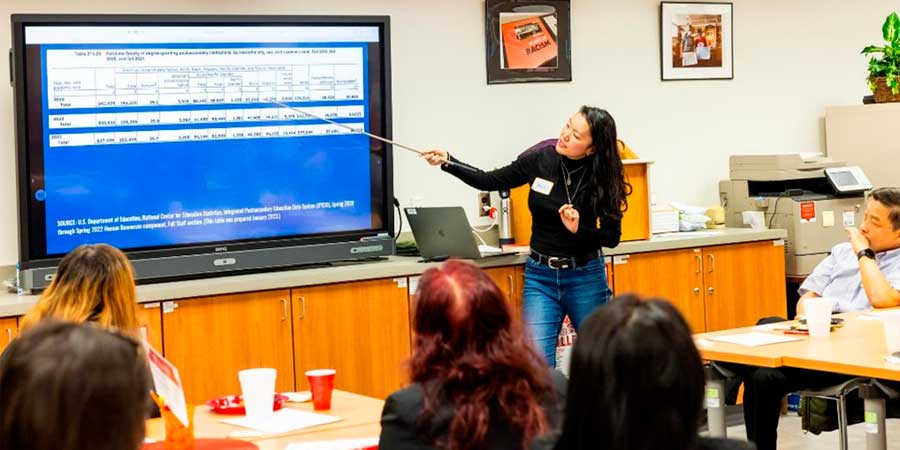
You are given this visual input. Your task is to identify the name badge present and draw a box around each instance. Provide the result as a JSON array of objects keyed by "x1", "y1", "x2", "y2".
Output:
[{"x1": 532, "y1": 177, "x2": 554, "y2": 195}]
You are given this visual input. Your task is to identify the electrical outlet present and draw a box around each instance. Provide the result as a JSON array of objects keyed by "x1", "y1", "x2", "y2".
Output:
[{"x1": 478, "y1": 192, "x2": 490, "y2": 217}]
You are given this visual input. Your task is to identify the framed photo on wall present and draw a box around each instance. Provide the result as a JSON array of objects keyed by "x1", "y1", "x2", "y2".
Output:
[
  {"x1": 660, "y1": 2, "x2": 733, "y2": 81},
  {"x1": 485, "y1": 0, "x2": 572, "y2": 84}
]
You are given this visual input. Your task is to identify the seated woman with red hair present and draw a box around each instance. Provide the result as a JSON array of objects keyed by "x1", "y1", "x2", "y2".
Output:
[{"x1": 379, "y1": 260, "x2": 566, "y2": 450}]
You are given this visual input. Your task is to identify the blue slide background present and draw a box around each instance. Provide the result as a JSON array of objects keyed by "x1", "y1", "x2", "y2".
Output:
[{"x1": 39, "y1": 42, "x2": 374, "y2": 254}]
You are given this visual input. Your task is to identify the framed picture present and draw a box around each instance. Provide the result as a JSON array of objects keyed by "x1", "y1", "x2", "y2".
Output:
[
  {"x1": 660, "y1": 2, "x2": 733, "y2": 81},
  {"x1": 485, "y1": 0, "x2": 572, "y2": 84}
]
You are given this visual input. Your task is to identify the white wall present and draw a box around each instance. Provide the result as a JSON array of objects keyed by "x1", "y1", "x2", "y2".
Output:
[{"x1": 0, "y1": 0, "x2": 892, "y2": 266}]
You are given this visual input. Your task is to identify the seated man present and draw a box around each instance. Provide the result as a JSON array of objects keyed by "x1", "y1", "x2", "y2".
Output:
[{"x1": 740, "y1": 187, "x2": 900, "y2": 450}]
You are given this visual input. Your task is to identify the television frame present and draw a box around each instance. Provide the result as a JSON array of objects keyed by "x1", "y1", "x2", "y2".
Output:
[{"x1": 11, "y1": 14, "x2": 395, "y2": 290}]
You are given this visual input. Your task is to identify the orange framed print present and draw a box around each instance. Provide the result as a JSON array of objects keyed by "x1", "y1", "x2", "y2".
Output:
[
  {"x1": 660, "y1": 2, "x2": 733, "y2": 80},
  {"x1": 486, "y1": 0, "x2": 572, "y2": 84}
]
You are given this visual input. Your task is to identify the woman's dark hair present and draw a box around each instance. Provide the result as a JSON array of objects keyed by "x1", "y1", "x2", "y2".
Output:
[
  {"x1": 409, "y1": 260, "x2": 553, "y2": 450},
  {"x1": 0, "y1": 321, "x2": 150, "y2": 450},
  {"x1": 554, "y1": 294, "x2": 705, "y2": 450},
  {"x1": 580, "y1": 105, "x2": 632, "y2": 220}
]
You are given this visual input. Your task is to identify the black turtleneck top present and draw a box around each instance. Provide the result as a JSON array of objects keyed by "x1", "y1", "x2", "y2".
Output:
[{"x1": 442, "y1": 142, "x2": 622, "y2": 258}]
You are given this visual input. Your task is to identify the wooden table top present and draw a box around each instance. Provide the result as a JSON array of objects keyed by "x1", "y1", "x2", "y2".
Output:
[
  {"x1": 695, "y1": 310, "x2": 900, "y2": 381},
  {"x1": 146, "y1": 390, "x2": 384, "y2": 447}
]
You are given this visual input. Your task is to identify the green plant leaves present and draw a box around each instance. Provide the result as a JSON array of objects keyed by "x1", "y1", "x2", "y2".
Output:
[
  {"x1": 865, "y1": 12, "x2": 900, "y2": 95},
  {"x1": 862, "y1": 45, "x2": 885, "y2": 55},
  {"x1": 882, "y1": 12, "x2": 899, "y2": 43}
]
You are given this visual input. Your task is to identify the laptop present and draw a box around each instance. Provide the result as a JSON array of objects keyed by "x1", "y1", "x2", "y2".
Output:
[{"x1": 404, "y1": 206, "x2": 518, "y2": 261}]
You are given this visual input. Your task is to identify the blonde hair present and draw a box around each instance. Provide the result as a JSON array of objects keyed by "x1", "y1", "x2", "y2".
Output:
[{"x1": 20, "y1": 244, "x2": 139, "y2": 334}]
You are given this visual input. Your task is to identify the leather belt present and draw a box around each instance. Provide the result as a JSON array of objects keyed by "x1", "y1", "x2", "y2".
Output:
[{"x1": 529, "y1": 250, "x2": 598, "y2": 270}]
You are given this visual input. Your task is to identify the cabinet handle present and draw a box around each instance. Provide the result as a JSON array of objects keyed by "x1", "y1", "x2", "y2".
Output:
[
  {"x1": 280, "y1": 299, "x2": 288, "y2": 321},
  {"x1": 707, "y1": 254, "x2": 716, "y2": 273},
  {"x1": 6, "y1": 329, "x2": 11, "y2": 343},
  {"x1": 299, "y1": 296, "x2": 306, "y2": 320},
  {"x1": 507, "y1": 275, "x2": 514, "y2": 301},
  {"x1": 693, "y1": 287, "x2": 700, "y2": 295},
  {"x1": 708, "y1": 287, "x2": 715, "y2": 295},
  {"x1": 695, "y1": 255, "x2": 702, "y2": 274}
]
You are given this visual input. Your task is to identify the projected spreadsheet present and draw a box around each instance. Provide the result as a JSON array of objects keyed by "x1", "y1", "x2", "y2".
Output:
[{"x1": 43, "y1": 46, "x2": 367, "y2": 147}]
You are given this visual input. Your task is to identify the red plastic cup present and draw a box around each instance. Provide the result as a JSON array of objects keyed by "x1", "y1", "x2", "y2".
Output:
[{"x1": 305, "y1": 369, "x2": 336, "y2": 410}]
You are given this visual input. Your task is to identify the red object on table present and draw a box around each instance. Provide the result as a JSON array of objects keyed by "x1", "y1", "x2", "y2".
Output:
[
  {"x1": 144, "y1": 438, "x2": 258, "y2": 449},
  {"x1": 205, "y1": 394, "x2": 289, "y2": 415}
]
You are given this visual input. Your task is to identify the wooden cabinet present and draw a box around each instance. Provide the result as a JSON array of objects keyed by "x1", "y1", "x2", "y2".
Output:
[
  {"x1": 613, "y1": 248, "x2": 707, "y2": 332},
  {"x1": 703, "y1": 241, "x2": 787, "y2": 331},
  {"x1": 161, "y1": 290, "x2": 294, "y2": 403},
  {"x1": 0, "y1": 318, "x2": 18, "y2": 354},
  {"x1": 613, "y1": 240, "x2": 786, "y2": 332},
  {"x1": 135, "y1": 302, "x2": 163, "y2": 353},
  {"x1": 484, "y1": 266, "x2": 523, "y2": 315},
  {"x1": 292, "y1": 278, "x2": 411, "y2": 399}
]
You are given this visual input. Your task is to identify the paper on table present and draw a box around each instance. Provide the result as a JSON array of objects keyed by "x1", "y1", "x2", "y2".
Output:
[
  {"x1": 221, "y1": 408, "x2": 341, "y2": 434},
  {"x1": 753, "y1": 323, "x2": 791, "y2": 331},
  {"x1": 862, "y1": 310, "x2": 900, "y2": 320},
  {"x1": 286, "y1": 438, "x2": 379, "y2": 450},
  {"x1": 145, "y1": 344, "x2": 189, "y2": 427},
  {"x1": 709, "y1": 332, "x2": 802, "y2": 347}
]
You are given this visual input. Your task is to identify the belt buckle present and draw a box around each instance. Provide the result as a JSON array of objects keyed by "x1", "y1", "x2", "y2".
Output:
[{"x1": 547, "y1": 257, "x2": 571, "y2": 270}]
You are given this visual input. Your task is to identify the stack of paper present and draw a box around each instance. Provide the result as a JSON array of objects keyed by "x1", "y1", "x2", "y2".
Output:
[
  {"x1": 286, "y1": 438, "x2": 379, "y2": 450},
  {"x1": 221, "y1": 409, "x2": 341, "y2": 434},
  {"x1": 709, "y1": 332, "x2": 802, "y2": 347}
]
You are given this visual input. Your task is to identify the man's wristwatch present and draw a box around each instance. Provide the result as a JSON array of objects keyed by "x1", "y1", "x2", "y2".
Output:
[{"x1": 857, "y1": 248, "x2": 876, "y2": 261}]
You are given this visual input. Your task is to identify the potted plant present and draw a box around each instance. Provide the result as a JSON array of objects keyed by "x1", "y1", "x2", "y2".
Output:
[{"x1": 862, "y1": 12, "x2": 900, "y2": 103}]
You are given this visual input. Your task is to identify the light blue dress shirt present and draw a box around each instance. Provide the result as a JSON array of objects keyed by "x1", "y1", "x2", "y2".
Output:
[{"x1": 799, "y1": 242, "x2": 900, "y2": 313}]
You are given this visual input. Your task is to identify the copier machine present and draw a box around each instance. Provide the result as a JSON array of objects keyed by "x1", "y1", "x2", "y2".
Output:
[{"x1": 720, "y1": 154, "x2": 872, "y2": 277}]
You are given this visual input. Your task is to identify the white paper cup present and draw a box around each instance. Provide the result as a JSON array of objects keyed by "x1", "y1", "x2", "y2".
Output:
[
  {"x1": 804, "y1": 298, "x2": 834, "y2": 338},
  {"x1": 881, "y1": 311, "x2": 900, "y2": 354},
  {"x1": 238, "y1": 368, "x2": 277, "y2": 421}
]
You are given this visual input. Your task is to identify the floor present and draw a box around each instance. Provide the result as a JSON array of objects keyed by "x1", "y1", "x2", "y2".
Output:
[{"x1": 714, "y1": 411, "x2": 900, "y2": 449}]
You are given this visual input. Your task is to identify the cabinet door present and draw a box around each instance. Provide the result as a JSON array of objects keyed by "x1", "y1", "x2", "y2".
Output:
[
  {"x1": 135, "y1": 303, "x2": 163, "y2": 353},
  {"x1": 484, "y1": 266, "x2": 522, "y2": 316},
  {"x1": 0, "y1": 318, "x2": 18, "y2": 354},
  {"x1": 162, "y1": 290, "x2": 294, "y2": 403},
  {"x1": 703, "y1": 240, "x2": 787, "y2": 332},
  {"x1": 612, "y1": 249, "x2": 707, "y2": 332},
  {"x1": 293, "y1": 278, "x2": 411, "y2": 399}
]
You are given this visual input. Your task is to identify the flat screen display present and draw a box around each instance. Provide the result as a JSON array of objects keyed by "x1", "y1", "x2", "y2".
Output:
[{"x1": 12, "y1": 15, "x2": 392, "y2": 265}]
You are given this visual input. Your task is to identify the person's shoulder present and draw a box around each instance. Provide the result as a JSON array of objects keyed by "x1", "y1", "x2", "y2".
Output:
[
  {"x1": 383, "y1": 383, "x2": 425, "y2": 422},
  {"x1": 518, "y1": 140, "x2": 557, "y2": 161},
  {"x1": 830, "y1": 242, "x2": 854, "y2": 258}
]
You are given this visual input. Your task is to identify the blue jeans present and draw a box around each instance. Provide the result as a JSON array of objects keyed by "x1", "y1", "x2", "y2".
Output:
[{"x1": 522, "y1": 257, "x2": 611, "y2": 368}]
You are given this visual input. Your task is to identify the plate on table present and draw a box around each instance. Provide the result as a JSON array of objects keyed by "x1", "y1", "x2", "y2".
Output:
[{"x1": 206, "y1": 394, "x2": 289, "y2": 415}]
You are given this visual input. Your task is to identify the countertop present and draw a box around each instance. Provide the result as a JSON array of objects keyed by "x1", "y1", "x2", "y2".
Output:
[{"x1": 0, "y1": 228, "x2": 786, "y2": 317}]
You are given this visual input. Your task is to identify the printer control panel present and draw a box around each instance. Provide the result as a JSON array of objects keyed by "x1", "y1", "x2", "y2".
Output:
[{"x1": 824, "y1": 166, "x2": 872, "y2": 194}]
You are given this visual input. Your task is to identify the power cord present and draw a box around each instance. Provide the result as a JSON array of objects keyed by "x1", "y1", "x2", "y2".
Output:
[
  {"x1": 393, "y1": 197, "x2": 402, "y2": 243},
  {"x1": 768, "y1": 196, "x2": 786, "y2": 229},
  {"x1": 471, "y1": 223, "x2": 497, "y2": 247}
]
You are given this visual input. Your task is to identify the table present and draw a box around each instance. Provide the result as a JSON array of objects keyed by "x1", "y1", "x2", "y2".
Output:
[
  {"x1": 695, "y1": 311, "x2": 900, "y2": 450},
  {"x1": 146, "y1": 390, "x2": 384, "y2": 449}
]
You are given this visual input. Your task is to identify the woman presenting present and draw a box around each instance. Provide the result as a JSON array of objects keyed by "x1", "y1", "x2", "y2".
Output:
[{"x1": 422, "y1": 106, "x2": 630, "y2": 367}]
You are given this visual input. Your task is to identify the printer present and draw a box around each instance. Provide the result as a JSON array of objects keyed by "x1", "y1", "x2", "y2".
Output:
[{"x1": 720, "y1": 154, "x2": 873, "y2": 277}]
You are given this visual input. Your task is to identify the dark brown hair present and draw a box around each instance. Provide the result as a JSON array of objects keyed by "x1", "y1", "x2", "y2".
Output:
[
  {"x1": 408, "y1": 260, "x2": 552, "y2": 450},
  {"x1": 0, "y1": 321, "x2": 150, "y2": 450},
  {"x1": 870, "y1": 187, "x2": 900, "y2": 231},
  {"x1": 580, "y1": 106, "x2": 632, "y2": 221},
  {"x1": 554, "y1": 294, "x2": 705, "y2": 450}
]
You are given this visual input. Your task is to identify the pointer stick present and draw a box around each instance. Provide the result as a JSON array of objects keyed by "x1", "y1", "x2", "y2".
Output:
[{"x1": 267, "y1": 99, "x2": 477, "y2": 172}]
